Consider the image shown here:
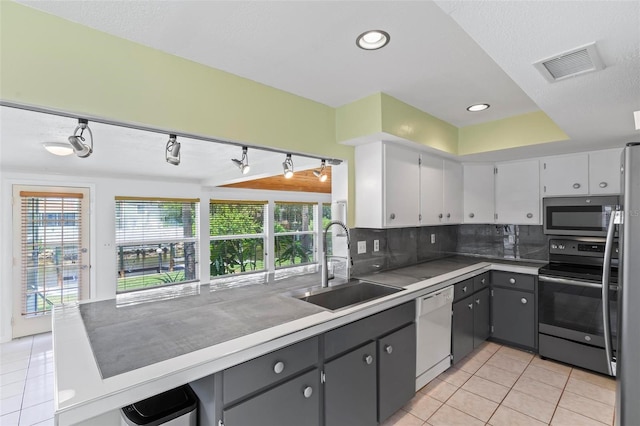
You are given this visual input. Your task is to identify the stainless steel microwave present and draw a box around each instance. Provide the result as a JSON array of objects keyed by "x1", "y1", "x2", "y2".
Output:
[{"x1": 543, "y1": 196, "x2": 620, "y2": 236}]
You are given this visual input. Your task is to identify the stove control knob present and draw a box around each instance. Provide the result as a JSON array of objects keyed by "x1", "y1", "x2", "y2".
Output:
[
  {"x1": 551, "y1": 244, "x2": 558, "y2": 249},
  {"x1": 584, "y1": 335, "x2": 592, "y2": 342},
  {"x1": 558, "y1": 244, "x2": 565, "y2": 250}
]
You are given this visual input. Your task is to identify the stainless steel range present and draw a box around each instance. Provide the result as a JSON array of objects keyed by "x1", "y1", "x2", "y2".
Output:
[{"x1": 538, "y1": 237, "x2": 619, "y2": 375}]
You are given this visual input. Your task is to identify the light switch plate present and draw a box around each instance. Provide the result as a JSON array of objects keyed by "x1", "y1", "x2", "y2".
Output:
[
  {"x1": 431, "y1": 234, "x2": 436, "y2": 244},
  {"x1": 508, "y1": 235, "x2": 515, "y2": 244},
  {"x1": 373, "y1": 240, "x2": 379, "y2": 252},
  {"x1": 357, "y1": 241, "x2": 367, "y2": 254}
]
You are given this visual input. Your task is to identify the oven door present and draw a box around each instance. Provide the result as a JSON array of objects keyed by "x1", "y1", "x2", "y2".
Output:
[
  {"x1": 538, "y1": 275, "x2": 618, "y2": 348},
  {"x1": 543, "y1": 196, "x2": 619, "y2": 236}
]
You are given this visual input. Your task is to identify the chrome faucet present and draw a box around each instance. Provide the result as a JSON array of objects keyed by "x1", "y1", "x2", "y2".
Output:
[{"x1": 321, "y1": 220, "x2": 351, "y2": 288}]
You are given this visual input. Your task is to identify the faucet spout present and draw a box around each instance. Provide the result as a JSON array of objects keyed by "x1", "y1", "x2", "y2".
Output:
[{"x1": 321, "y1": 220, "x2": 351, "y2": 288}]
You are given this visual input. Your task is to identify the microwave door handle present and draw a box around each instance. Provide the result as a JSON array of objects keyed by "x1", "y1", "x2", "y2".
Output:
[{"x1": 602, "y1": 210, "x2": 621, "y2": 376}]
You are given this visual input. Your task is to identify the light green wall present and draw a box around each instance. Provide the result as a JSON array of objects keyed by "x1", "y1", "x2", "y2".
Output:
[
  {"x1": 458, "y1": 111, "x2": 569, "y2": 155},
  {"x1": 335, "y1": 93, "x2": 383, "y2": 142},
  {"x1": 380, "y1": 94, "x2": 458, "y2": 154}
]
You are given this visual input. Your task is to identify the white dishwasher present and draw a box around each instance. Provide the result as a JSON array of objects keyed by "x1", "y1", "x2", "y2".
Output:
[{"x1": 415, "y1": 285, "x2": 454, "y2": 391}]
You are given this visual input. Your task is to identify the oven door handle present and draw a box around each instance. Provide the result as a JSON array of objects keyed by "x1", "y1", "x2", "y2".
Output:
[
  {"x1": 602, "y1": 209, "x2": 621, "y2": 377},
  {"x1": 539, "y1": 275, "x2": 603, "y2": 289}
]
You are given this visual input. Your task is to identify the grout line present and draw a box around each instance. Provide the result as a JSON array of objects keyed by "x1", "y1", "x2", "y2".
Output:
[{"x1": 17, "y1": 336, "x2": 35, "y2": 426}]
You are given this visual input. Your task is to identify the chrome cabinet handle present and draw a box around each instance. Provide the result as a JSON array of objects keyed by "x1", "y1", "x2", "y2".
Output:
[
  {"x1": 390, "y1": 213, "x2": 396, "y2": 220},
  {"x1": 521, "y1": 298, "x2": 528, "y2": 304},
  {"x1": 469, "y1": 212, "x2": 475, "y2": 218},
  {"x1": 273, "y1": 361, "x2": 285, "y2": 374},
  {"x1": 384, "y1": 345, "x2": 393, "y2": 354},
  {"x1": 475, "y1": 299, "x2": 480, "y2": 305},
  {"x1": 447, "y1": 213, "x2": 451, "y2": 218},
  {"x1": 509, "y1": 278, "x2": 516, "y2": 284},
  {"x1": 468, "y1": 303, "x2": 473, "y2": 309},
  {"x1": 363, "y1": 355, "x2": 373, "y2": 365},
  {"x1": 573, "y1": 183, "x2": 581, "y2": 189},
  {"x1": 481, "y1": 278, "x2": 486, "y2": 284},
  {"x1": 526, "y1": 213, "x2": 533, "y2": 219},
  {"x1": 438, "y1": 213, "x2": 443, "y2": 219},
  {"x1": 303, "y1": 386, "x2": 313, "y2": 398},
  {"x1": 600, "y1": 182, "x2": 608, "y2": 188},
  {"x1": 462, "y1": 286, "x2": 468, "y2": 292}
]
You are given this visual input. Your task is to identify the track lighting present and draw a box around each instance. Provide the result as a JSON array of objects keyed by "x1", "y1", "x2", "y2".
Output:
[
  {"x1": 68, "y1": 119, "x2": 93, "y2": 158},
  {"x1": 166, "y1": 134, "x2": 180, "y2": 165},
  {"x1": 313, "y1": 159, "x2": 328, "y2": 182},
  {"x1": 43, "y1": 142, "x2": 74, "y2": 156},
  {"x1": 282, "y1": 154, "x2": 294, "y2": 179},
  {"x1": 231, "y1": 146, "x2": 250, "y2": 174}
]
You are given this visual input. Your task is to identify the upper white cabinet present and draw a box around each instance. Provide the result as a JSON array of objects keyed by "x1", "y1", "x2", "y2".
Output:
[
  {"x1": 420, "y1": 154, "x2": 444, "y2": 225},
  {"x1": 442, "y1": 159, "x2": 463, "y2": 223},
  {"x1": 540, "y1": 148, "x2": 622, "y2": 196},
  {"x1": 495, "y1": 160, "x2": 541, "y2": 225},
  {"x1": 540, "y1": 153, "x2": 589, "y2": 196},
  {"x1": 589, "y1": 148, "x2": 622, "y2": 195},
  {"x1": 463, "y1": 163, "x2": 495, "y2": 223},
  {"x1": 355, "y1": 142, "x2": 420, "y2": 228}
]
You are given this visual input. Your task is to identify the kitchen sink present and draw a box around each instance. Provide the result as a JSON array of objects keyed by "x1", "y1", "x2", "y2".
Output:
[{"x1": 290, "y1": 280, "x2": 402, "y2": 311}]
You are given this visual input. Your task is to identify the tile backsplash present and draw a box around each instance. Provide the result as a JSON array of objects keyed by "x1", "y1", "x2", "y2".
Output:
[{"x1": 350, "y1": 224, "x2": 548, "y2": 276}]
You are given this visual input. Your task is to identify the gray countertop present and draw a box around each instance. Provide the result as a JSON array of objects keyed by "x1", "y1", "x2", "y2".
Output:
[{"x1": 79, "y1": 255, "x2": 544, "y2": 379}]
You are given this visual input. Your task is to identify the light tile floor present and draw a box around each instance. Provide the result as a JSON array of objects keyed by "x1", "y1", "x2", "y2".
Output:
[
  {"x1": 1, "y1": 334, "x2": 618, "y2": 426},
  {"x1": 384, "y1": 341, "x2": 617, "y2": 426},
  {"x1": 1, "y1": 333, "x2": 54, "y2": 426}
]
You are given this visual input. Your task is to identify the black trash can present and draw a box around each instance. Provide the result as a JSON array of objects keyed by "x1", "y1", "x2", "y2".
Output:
[{"x1": 121, "y1": 384, "x2": 198, "y2": 426}]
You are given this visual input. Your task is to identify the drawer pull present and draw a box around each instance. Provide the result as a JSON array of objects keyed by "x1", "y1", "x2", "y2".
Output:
[
  {"x1": 509, "y1": 278, "x2": 516, "y2": 284},
  {"x1": 521, "y1": 298, "x2": 528, "y2": 305},
  {"x1": 462, "y1": 286, "x2": 468, "y2": 293},
  {"x1": 447, "y1": 213, "x2": 451, "y2": 218},
  {"x1": 273, "y1": 361, "x2": 285, "y2": 374},
  {"x1": 526, "y1": 213, "x2": 533, "y2": 219},
  {"x1": 438, "y1": 213, "x2": 443, "y2": 219},
  {"x1": 475, "y1": 299, "x2": 480, "y2": 305},
  {"x1": 481, "y1": 278, "x2": 486, "y2": 284},
  {"x1": 469, "y1": 212, "x2": 475, "y2": 218},
  {"x1": 390, "y1": 213, "x2": 396, "y2": 220},
  {"x1": 384, "y1": 345, "x2": 393, "y2": 354},
  {"x1": 363, "y1": 355, "x2": 373, "y2": 365},
  {"x1": 303, "y1": 386, "x2": 313, "y2": 398},
  {"x1": 600, "y1": 182, "x2": 608, "y2": 188},
  {"x1": 468, "y1": 303, "x2": 473, "y2": 310},
  {"x1": 573, "y1": 183, "x2": 581, "y2": 189}
]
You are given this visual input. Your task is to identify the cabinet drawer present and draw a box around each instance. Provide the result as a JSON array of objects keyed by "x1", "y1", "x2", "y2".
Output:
[
  {"x1": 453, "y1": 278, "x2": 473, "y2": 301},
  {"x1": 473, "y1": 272, "x2": 490, "y2": 292},
  {"x1": 324, "y1": 302, "x2": 414, "y2": 359},
  {"x1": 223, "y1": 337, "x2": 319, "y2": 404},
  {"x1": 491, "y1": 271, "x2": 535, "y2": 292}
]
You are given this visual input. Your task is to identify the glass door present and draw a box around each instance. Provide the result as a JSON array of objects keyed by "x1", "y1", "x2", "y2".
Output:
[{"x1": 12, "y1": 185, "x2": 90, "y2": 337}]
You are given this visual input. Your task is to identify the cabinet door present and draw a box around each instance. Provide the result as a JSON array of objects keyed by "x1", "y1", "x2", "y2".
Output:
[
  {"x1": 443, "y1": 159, "x2": 463, "y2": 223},
  {"x1": 541, "y1": 153, "x2": 589, "y2": 196},
  {"x1": 384, "y1": 144, "x2": 420, "y2": 227},
  {"x1": 473, "y1": 288, "x2": 491, "y2": 347},
  {"x1": 223, "y1": 369, "x2": 320, "y2": 426},
  {"x1": 325, "y1": 342, "x2": 377, "y2": 426},
  {"x1": 463, "y1": 163, "x2": 495, "y2": 223},
  {"x1": 589, "y1": 148, "x2": 622, "y2": 195},
  {"x1": 420, "y1": 154, "x2": 444, "y2": 225},
  {"x1": 495, "y1": 160, "x2": 540, "y2": 224},
  {"x1": 452, "y1": 296, "x2": 474, "y2": 364},
  {"x1": 378, "y1": 323, "x2": 416, "y2": 423},
  {"x1": 491, "y1": 288, "x2": 535, "y2": 349}
]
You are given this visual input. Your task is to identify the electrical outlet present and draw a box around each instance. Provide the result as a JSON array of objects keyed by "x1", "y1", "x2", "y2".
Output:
[
  {"x1": 508, "y1": 235, "x2": 515, "y2": 244},
  {"x1": 431, "y1": 234, "x2": 436, "y2": 244},
  {"x1": 357, "y1": 241, "x2": 367, "y2": 254},
  {"x1": 373, "y1": 240, "x2": 380, "y2": 252}
]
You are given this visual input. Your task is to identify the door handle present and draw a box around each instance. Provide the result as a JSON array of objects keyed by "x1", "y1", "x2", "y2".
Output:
[
  {"x1": 384, "y1": 345, "x2": 393, "y2": 354},
  {"x1": 363, "y1": 355, "x2": 373, "y2": 365}
]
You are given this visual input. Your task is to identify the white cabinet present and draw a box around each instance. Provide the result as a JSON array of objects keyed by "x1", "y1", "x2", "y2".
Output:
[
  {"x1": 355, "y1": 142, "x2": 420, "y2": 228},
  {"x1": 419, "y1": 156, "x2": 462, "y2": 225},
  {"x1": 463, "y1": 163, "x2": 495, "y2": 223},
  {"x1": 495, "y1": 160, "x2": 540, "y2": 224},
  {"x1": 419, "y1": 155, "x2": 443, "y2": 225},
  {"x1": 541, "y1": 153, "x2": 589, "y2": 196},
  {"x1": 589, "y1": 148, "x2": 622, "y2": 195}
]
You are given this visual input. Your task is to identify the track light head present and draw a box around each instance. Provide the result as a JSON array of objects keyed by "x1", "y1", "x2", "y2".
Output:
[
  {"x1": 68, "y1": 118, "x2": 93, "y2": 158},
  {"x1": 231, "y1": 146, "x2": 250, "y2": 174},
  {"x1": 313, "y1": 159, "x2": 328, "y2": 182},
  {"x1": 283, "y1": 154, "x2": 294, "y2": 179},
  {"x1": 166, "y1": 134, "x2": 180, "y2": 165}
]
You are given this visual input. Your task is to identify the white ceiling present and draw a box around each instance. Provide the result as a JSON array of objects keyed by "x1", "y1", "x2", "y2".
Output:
[{"x1": 4, "y1": 0, "x2": 640, "y2": 178}]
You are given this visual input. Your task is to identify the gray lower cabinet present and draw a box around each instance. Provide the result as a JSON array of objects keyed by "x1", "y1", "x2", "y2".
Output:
[
  {"x1": 325, "y1": 341, "x2": 377, "y2": 426},
  {"x1": 491, "y1": 287, "x2": 535, "y2": 349},
  {"x1": 452, "y1": 295, "x2": 475, "y2": 364},
  {"x1": 473, "y1": 288, "x2": 491, "y2": 346},
  {"x1": 452, "y1": 277, "x2": 492, "y2": 364},
  {"x1": 378, "y1": 323, "x2": 417, "y2": 423},
  {"x1": 223, "y1": 368, "x2": 320, "y2": 426}
]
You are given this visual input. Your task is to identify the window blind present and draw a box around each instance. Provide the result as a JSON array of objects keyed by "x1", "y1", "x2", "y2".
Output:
[
  {"x1": 115, "y1": 197, "x2": 199, "y2": 293},
  {"x1": 19, "y1": 192, "x2": 84, "y2": 316}
]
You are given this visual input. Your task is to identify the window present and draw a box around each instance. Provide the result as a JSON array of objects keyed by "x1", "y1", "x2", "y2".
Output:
[
  {"x1": 274, "y1": 202, "x2": 316, "y2": 268},
  {"x1": 209, "y1": 201, "x2": 267, "y2": 277},
  {"x1": 115, "y1": 197, "x2": 199, "y2": 293}
]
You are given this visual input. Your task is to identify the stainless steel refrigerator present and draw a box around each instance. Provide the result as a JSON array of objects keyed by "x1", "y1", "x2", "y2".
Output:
[{"x1": 604, "y1": 142, "x2": 640, "y2": 425}]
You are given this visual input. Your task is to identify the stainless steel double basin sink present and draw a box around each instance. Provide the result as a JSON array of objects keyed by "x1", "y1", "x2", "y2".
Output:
[{"x1": 286, "y1": 279, "x2": 402, "y2": 311}]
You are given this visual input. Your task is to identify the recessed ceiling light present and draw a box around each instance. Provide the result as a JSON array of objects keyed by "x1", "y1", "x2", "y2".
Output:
[
  {"x1": 466, "y1": 103, "x2": 490, "y2": 112},
  {"x1": 42, "y1": 142, "x2": 74, "y2": 156},
  {"x1": 356, "y1": 30, "x2": 390, "y2": 50}
]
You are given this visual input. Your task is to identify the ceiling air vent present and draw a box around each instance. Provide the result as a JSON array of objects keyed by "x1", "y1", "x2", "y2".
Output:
[{"x1": 534, "y1": 42, "x2": 605, "y2": 83}]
